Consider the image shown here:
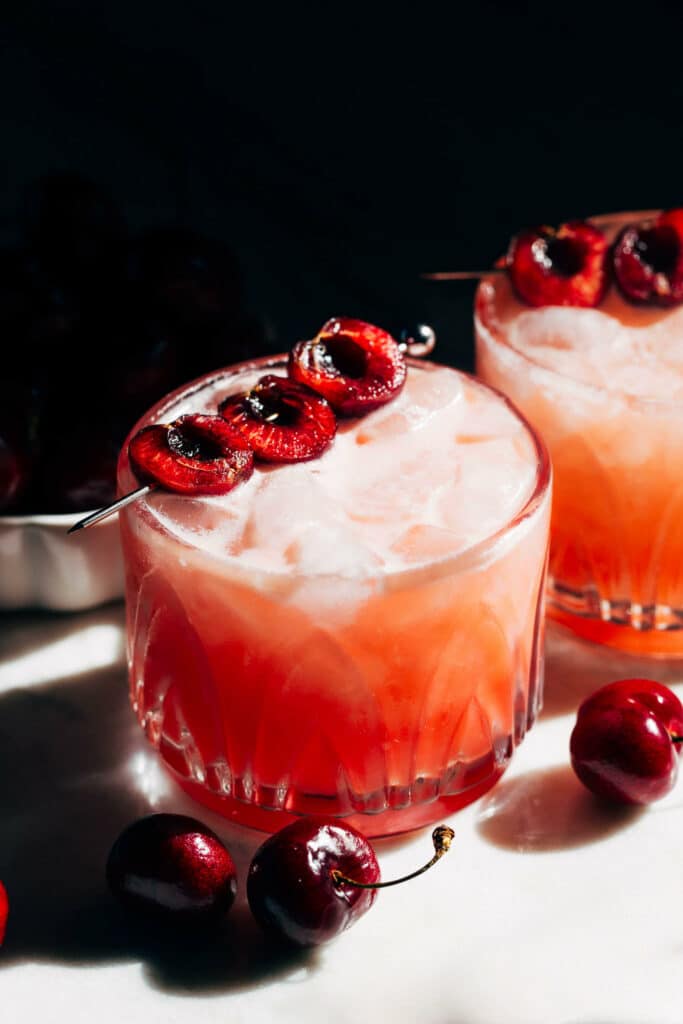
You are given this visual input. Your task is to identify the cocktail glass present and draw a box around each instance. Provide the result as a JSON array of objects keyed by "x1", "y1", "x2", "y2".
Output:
[
  {"x1": 118, "y1": 354, "x2": 551, "y2": 836},
  {"x1": 476, "y1": 211, "x2": 683, "y2": 655}
]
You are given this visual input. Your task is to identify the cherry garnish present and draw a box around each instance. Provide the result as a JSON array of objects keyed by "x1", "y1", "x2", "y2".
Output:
[
  {"x1": 219, "y1": 375, "x2": 337, "y2": 462},
  {"x1": 106, "y1": 814, "x2": 237, "y2": 925},
  {"x1": 128, "y1": 413, "x2": 254, "y2": 495},
  {"x1": 288, "y1": 317, "x2": 406, "y2": 416},
  {"x1": 570, "y1": 679, "x2": 683, "y2": 805},
  {"x1": 613, "y1": 209, "x2": 683, "y2": 305},
  {"x1": 505, "y1": 220, "x2": 610, "y2": 308},
  {"x1": 0, "y1": 881, "x2": 8, "y2": 946}
]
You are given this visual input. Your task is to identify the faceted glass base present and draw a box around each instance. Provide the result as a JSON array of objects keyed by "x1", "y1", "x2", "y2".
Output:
[
  {"x1": 548, "y1": 578, "x2": 683, "y2": 657},
  {"x1": 174, "y1": 765, "x2": 507, "y2": 838}
]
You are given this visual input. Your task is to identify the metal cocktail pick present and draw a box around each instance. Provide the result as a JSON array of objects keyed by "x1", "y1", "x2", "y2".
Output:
[
  {"x1": 67, "y1": 484, "x2": 155, "y2": 534},
  {"x1": 420, "y1": 269, "x2": 505, "y2": 281}
]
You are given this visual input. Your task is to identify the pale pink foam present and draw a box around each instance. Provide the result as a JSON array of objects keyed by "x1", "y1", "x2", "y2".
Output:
[{"x1": 136, "y1": 362, "x2": 539, "y2": 574}]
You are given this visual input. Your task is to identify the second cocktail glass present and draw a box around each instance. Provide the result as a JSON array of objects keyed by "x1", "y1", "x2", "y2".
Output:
[{"x1": 476, "y1": 211, "x2": 683, "y2": 655}]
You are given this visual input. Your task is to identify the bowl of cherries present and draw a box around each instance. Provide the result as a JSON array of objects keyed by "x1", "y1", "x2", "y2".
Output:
[{"x1": 0, "y1": 173, "x2": 264, "y2": 611}]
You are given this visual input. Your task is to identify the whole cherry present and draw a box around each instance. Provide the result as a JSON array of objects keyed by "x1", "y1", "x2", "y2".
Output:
[
  {"x1": 0, "y1": 881, "x2": 8, "y2": 946},
  {"x1": 570, "y1": 679, "x2": 683, "y2": 805},
  {"x1": 247, "y1": 817, "x2": 454, "y2": 947},
  {"x1": 106, "y1": 813, "x2": 237, "y2": 925}
]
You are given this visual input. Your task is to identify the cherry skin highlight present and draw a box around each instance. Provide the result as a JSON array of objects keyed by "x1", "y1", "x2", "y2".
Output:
[
  {"x1": 247, "y1": 817, "x2": 380, "y2": 947},
  {"x1": 106, "y1": 813, "x2": 237, "y2": 925},
  {"x1": 570, "y1": 679, "x2": 683, "y2": 805}
]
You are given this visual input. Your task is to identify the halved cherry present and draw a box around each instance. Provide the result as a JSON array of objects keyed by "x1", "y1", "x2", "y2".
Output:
[
  {"x1": 288, "y1": 317, "x2": 406, "y2": 416},
  {"x1": 218, "y1": 375, "x2": 336, "y2": 463},
  {"x1": 613, "y1": 209, "x2": 683, "y2": 305},
  {"x1": 128, "y1": 413, "x2": 253, "y2": 495},
  {"x1": 506, "y1": 221, "x2": 610, "y2": 308}
]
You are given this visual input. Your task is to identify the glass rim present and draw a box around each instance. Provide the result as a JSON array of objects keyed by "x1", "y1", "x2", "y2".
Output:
[
  {"x1": 117, "y1": 353, "x2": 552, "y2": 583},
  {"x1": 476, "y1": 207, "x2": 683, "y2": 411}
]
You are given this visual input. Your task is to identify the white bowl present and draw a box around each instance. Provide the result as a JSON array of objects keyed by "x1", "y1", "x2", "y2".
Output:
[{"x1": 0, "y1": 509, "x2": 124, "y2": 611}]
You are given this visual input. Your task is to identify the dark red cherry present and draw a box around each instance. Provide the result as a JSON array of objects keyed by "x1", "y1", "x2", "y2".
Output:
[
  {"x1": 576, "y1": 679, "x2": 683, "y2": 737},
  {"x1": 613, "y1": 209, "x2": 683, "y2": 305},
  {"x1": 0, "y1": 880, "x2": 8, "y2": 945},
  {"x1": 506, "y1": 220, "x2": 609, "y2": 307},
  {"x1": 219, "y1": 375, "x2": 337, "y2": 462},
  {"x1": 128, "y1": 413, "x2": 254, "y2": 495},
  {"x1": 570, "y1": 679, "x2": 683, "y2": 805},
  {"x1": 0, "y1": 433, "x2": 30, "y2": 512},
  {"x1": 106, "y1": 814, "x2": 237, "y2": 925},
  {"x1": 247, "y1": 817, "x2": 380, "y2": 947},
  {"x1": 289, "y1": 317, "x2": 406, "y2": 416}
]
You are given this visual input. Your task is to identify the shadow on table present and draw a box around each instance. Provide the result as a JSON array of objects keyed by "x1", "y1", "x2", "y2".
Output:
[
  {"x1": 0, "y1": 604, "x2": 318, "y2": 994},
  {"x1": 541, "y1": 621, "x2": 683, "y2": 720},
  {"x1": 476, "y1": 764, "x2": 642, "y2": 852}
]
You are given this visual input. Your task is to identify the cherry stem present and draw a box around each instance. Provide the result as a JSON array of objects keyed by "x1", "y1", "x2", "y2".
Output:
[
  {"x1": 420, "y1": 269, "x2": 505, "y2": 282},
  {"x1": 331, "y1": 825, "x2": 455, "y2": 890},
  {"x1": 67, "y1": 483, "x2": 155, "y2": 533}
]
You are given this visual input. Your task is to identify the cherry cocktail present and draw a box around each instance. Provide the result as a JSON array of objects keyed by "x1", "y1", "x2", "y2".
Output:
[
  {"x1": 119, "y1": 324, "x2": 550, "y2": 835},
  {"x1": 476, "y1": 210, "x2": 683, "y2": 655}
]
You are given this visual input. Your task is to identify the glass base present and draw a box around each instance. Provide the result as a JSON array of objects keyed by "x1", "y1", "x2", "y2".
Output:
[
  {"x1": 173, "y1": 766, "x2": 506, "y2": 838},
  {"x1": 548, "y1": 578, "x2": 683, "y2": 657}
]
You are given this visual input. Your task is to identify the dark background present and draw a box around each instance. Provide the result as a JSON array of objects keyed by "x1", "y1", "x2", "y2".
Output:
[{"x1": 4, "y1": 1, "x2": 683, "y2": 371}]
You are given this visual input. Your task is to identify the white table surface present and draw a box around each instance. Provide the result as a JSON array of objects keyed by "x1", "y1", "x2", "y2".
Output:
[{"x1": 1, "y1": 603, "x2": 682, "y2": 1024}]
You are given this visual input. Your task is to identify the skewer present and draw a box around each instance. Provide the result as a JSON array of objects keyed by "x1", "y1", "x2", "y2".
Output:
[
  {"x1": 68, "y1": 324, "x2": 439, "y2": 536},
  {"x1": 68, "y1": 484, "x2": 155, "y2": 533},
  {"x1": 420, "y1": 269, "x2": 505, "y2": 281}
]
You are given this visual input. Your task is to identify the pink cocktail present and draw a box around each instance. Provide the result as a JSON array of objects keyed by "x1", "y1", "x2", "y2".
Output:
[
  {"x1": 476, "y1": 210, "x2": 683, "y2": 655},
  {"x1": 118, "y1": 355, "x2": 550, "y2": 835}
]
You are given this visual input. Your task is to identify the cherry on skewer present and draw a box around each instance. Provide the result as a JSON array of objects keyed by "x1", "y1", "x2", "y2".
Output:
[
  {"x1": 422, "y1": 220, "x2": 610, "y2": 309},
  {"x1": 68, "y1": 412, "x2": 254, "y2": 533},
  {"x1": 67, "y1": 319, "x2": 438, "y2": 532}
]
